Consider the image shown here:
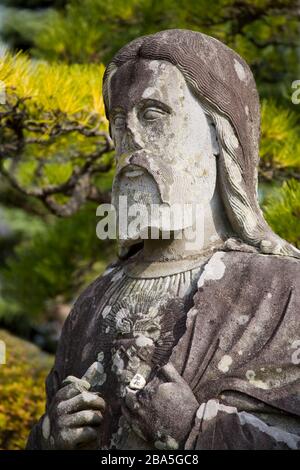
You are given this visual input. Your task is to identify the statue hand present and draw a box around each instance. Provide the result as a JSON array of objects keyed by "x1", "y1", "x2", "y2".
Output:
[
  {"x1": 122, "y1": 363, "x2": 198, "y2": 449},
  {"x1": 41, "y1": 376, "x2": 106, "y2": 449}
]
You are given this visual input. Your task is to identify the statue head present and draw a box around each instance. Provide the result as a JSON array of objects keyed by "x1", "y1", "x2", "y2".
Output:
[{"x1": 103, "y1": 29, "x2": 299, "y2": 259}]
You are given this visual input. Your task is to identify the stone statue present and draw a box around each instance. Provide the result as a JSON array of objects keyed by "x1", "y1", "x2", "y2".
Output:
[{"x1": 27, "y1": 29, "x2": 300, "y2": 450}]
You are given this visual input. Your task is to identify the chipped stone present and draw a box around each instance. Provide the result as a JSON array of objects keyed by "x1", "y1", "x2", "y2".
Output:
[{"x1": 197, "y1": 252, "x2": 226, "y2": 287}]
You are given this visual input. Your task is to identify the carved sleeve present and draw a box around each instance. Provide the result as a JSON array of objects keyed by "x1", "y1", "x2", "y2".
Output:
[{"x1": 184, "y1": 398, "x2": 300, "y2": 450}]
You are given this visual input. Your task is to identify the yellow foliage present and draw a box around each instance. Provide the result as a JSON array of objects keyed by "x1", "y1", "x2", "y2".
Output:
[
  {"x1": 0, "y1": 52, "x2": 112, "y2": 193},
  {"x1": 260, "y1": 100, "x2": 300, "y2": 170},
  {"x1": 0, "y1": 329, "x2": 53, "y2": 450},
  {"x1": 0, "y1": 52, "x2": 107, "y2": 123}
]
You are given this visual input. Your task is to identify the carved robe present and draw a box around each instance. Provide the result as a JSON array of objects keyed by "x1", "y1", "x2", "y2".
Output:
[{"x1": 27, "y1": 249, "x2": 300, "y2": 450}]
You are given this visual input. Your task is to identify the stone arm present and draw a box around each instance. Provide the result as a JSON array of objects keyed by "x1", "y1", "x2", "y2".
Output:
[
  {"x1": 26, "y1": 310, "x2": 106, "y2": 450},
  {"x1": 124, "y1": 363, "x2": 300, "y2": 450}
]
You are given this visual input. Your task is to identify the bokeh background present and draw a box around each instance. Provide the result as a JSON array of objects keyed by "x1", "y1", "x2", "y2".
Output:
[{"x1": 0, "y1": 0, "x2": 299, "y2": 449}]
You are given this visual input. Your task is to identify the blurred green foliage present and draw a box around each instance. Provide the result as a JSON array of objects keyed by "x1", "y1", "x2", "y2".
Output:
[
  {"x1": 0, "y1": 0, "x2": 299, "y2": 332},
  {"x1": 264, "y1": 179, "x2": 300, "y2": 248},
  {"x1": 0, "y1": 204, "x2": 114, "y2": 322},
  {"x1": 0, "y1": 53, "x2": 112, "y2": 204},
  {"x1": 0, "y1": 328, "x2": 54, "y2": 449},
  {"x1": 0, "y1": 51, "x2": 115, "y2": 329},
  {"x1": 2, "y1": 0, "x2": 299, "y2": 95},
  {"x1": 0, "y1": 0, "x2": 299, "y2": 451}
]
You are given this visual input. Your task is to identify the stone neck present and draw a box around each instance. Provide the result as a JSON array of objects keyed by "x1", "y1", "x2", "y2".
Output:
[
  {"x1": 124, "y1": 241, "x2": 224, "y2": 278},
  {"x1": 141, "y1": 187, "x2": 230, "y2": 263}
]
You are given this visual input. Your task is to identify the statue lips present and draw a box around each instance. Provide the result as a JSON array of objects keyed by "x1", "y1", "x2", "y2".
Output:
[
  {"x1": 115, "y1": 150, "x2": 155, "y2": 176},
  {"x1": 122, "y1": 164, "x2": 146, "y2": 178}
]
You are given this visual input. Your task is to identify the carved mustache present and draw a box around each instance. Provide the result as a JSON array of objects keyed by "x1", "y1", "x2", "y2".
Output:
[
  {"x1": 115, "y1": 150, "x2": 155, "y2": 179},
  {"x1": 114, "y1": 149, "x2": 171, "y2": 186}
]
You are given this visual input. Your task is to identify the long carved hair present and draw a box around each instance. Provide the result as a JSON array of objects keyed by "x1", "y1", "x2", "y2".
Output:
[{"x1": 103, "y1": 29, "x2": 300, "y2": 259}]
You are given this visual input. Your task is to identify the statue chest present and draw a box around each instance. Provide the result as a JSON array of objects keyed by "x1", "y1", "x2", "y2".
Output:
[
  {"x1": 83, "y1": 265, "x2": 202, "y2": 449},
  {"x1": 95, "y1": 266, "x2": 201, "y2": 399}
]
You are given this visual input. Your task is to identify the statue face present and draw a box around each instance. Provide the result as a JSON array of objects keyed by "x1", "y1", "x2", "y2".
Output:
[{"x1": 108, "y1": 59, "x2": 219, "y2": 242}]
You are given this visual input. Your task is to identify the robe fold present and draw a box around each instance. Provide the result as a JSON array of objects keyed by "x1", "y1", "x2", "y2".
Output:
[{"x1": 26, "y1": 249, "x2": 300, "y2": 450}]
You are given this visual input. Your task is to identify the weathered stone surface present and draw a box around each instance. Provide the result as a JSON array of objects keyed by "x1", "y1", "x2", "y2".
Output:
[{"x1": 27, "y1": 29, "x2": 300, "y2": 450}]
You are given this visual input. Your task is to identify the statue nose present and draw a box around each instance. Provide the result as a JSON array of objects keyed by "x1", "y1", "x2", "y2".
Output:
[
  {"x1": 124, "y1": 112, "x2": 143, "y2": 151},
  {"x1": 122, "y1": 128, "x2": 142, "y2": 153}
]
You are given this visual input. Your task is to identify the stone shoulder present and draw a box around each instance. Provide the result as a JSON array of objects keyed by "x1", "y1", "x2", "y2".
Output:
[{"x1": 67, "y1": 259, "x2": 123, "y2": 327}]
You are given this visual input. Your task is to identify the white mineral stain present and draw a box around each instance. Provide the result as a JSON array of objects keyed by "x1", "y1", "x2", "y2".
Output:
[
  {"x1": 217, "y1": 355, "x2": 233, "y2": 373},
  {"x1": 291, "y1": 339, "x2": 300, "y2": 349},
  {"x1": 267, "y1": 378, "x2": 281, "y2": 388},
  {"x1": 196, "y1": 399, "x2": 237, "y2": 422},
  {"x1": 218, "y1": 403, "x2": 237, "y2": 414},
  {"x1": 245, "y1": 105, "x2": 249, "y2": 116},
  {"x1": 234, "y1": 59, "x2": 247, "y2": 81},
  {"x1": 197, "y1": 252, "x2": 226, "y2": 288},
  {"x1": 292, "y1": 350, "x2": 300, "y2": 365},
  {"x1": 267, "y1": 293, "x2": 272, "y2": 299},
  {"x1": 197, "y1": 400, "x2": 218, "y2": 421},
  {"x1": 246, "y1": 370, "x2": 269, "y2": 390},
  {"x1": 291, "y1": 340, "x2": 300, "y2": 365}
]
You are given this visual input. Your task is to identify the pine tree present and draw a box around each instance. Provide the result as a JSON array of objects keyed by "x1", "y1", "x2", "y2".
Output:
[{"x1": 0, "y1": 1, "x2": 299, "y2": 326}]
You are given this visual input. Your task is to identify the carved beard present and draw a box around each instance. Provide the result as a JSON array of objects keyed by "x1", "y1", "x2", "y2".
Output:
[{"x1": 112, "y1": 163, "x2": 197, "y2": 250}]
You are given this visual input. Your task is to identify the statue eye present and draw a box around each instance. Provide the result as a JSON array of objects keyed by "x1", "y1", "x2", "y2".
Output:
[
  {"x1": 113, "y1": 115, "x2": 126, "y2": 129},
  {"x1": 142, "y1": 108, "x2": 165, "y2": 121}
]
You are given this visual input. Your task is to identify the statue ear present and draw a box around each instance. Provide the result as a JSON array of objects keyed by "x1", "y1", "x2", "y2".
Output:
[{"x1": 208, "y1": 120, "x2": 220, "y2": 157}]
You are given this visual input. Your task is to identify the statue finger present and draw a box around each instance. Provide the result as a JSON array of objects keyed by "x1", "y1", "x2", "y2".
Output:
[
  {"x1": 55, "y1": 383, "x2": 83, "y2": 403},
  {"x1": 62, "y1": 410, "x2": 103, "y2": 428},
  {"x1": 58, "y1": 391, "x2": 106, "y2": 414},
  {"x1": 62, "y1": 375, "x2": 91, "y2": 391},
  {"x1": 72, "y1": 427, "x2": 98, "y2": 447},
  {"x1": 159, "y1": 362, "x2": 189, "y2": 387}
]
